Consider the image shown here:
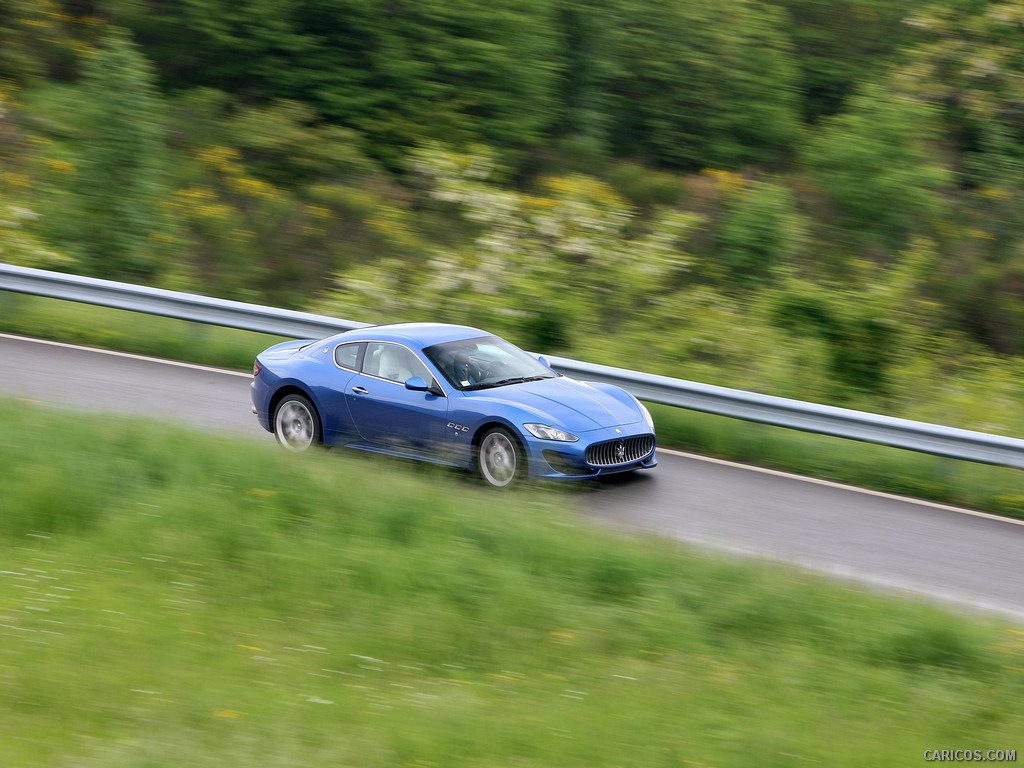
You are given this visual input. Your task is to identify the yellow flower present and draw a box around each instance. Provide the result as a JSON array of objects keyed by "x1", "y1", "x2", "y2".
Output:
[
  {"x1": 700, "y1": 168, "x2": 745, "y2": 197},
  {"x1": 3, "y1": 172, "x2": 30, "y2": 188},
  {"x1": 977, "y1": 185, "x2": 1012, "y2": 201},
  {"x1": 45, "y1": 159, "x2": 76, "y2": 174},
  {"x1": 227, "y1": 175, "x2": 279, "y2": 201}
]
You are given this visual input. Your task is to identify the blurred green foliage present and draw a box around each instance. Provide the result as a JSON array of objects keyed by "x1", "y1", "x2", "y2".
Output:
[
  {"x1": 320, "y1": 145, "x2": 697, "y2": 351},
  {"x1": 804, "y1": 81, "x2": 951, "y2": 251},
  {"x1": 604, "y1": 0, "x2": 803, "y2": 168},
  {"x1": 714, "y1": 178, "x2": 808, "y2": 287},
  {"x1": 60, "y1": 28, "x2": 178, "y2": 279},
  {"x1": 3, "y1": 0, "x2": 1024, "y2": 428},
  {"x1": 766, "y1": 0, "x2": 931, "y2": 121}
]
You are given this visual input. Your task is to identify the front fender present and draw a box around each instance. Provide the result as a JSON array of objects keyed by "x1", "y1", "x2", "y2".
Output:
[{"x1": 442, "y1": 402, "x2": 535, "y2": 469}]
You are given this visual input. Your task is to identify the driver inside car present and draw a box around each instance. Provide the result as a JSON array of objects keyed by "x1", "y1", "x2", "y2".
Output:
[{"x1": 453, "y1": 350, "x2": 485, "y2": 387}]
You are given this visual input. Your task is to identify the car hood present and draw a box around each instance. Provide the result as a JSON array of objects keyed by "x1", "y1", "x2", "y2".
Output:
[{"x1": 471, "y1": 376, "x2": 644, "y2": 433}]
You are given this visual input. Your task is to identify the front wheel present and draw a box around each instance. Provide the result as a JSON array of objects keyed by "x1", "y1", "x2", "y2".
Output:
[
  {"x1": 274, "y1": 394, "x2": 321, "y2": 452},
  {"x1": 476, "y1": 427, "x2": 524, "y2": 488}
]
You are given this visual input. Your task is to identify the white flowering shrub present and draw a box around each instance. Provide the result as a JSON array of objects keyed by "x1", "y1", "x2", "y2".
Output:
[
  {"x1": 0, "y1": 200, "x2": 71, "y2": 269},
  {"x1": 320, "y1": 145, "x2": 698, "y2": 350}
]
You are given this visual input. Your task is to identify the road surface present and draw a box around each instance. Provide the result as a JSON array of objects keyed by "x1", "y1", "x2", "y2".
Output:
[{"x1": 3, "y1": 332, "x2": 1023, "y2": 621}]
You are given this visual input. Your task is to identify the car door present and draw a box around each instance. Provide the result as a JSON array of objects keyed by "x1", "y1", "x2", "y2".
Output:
[
  {"x1": 345, "y1": 341, "x2": 448, "y2": 457},
  {"x1": 316, "y1": 341, "x2": 364, "y2": 445}
]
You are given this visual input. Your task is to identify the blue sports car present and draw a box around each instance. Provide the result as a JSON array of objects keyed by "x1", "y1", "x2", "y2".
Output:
[{"x1": 251, "y1": 323, "x2": 657, "y2": 487}]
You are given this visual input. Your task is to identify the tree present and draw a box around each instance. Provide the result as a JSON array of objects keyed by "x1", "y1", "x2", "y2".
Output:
[
  {"x1": 894, "y1": 1, "x2": 1024, "y2": 353},
  {"x1": 766, "y1": 0, "x2": 930, "y2": 122},
  {"x1": 770, "y1": 238, "x2": 945, "y2": 398},
  {"x1": 606, "y1": 0, "x2": 802, "y2": 169},
  {"x1": 160, "y1": 87, "x2": 423, "y2": 304},
  {"x1": 61, "y1": 27, "x2": 179, "y2": 279},
  {"x1": 549, "y1": 0, "x2": 616, "y2": 147},
  {"x1": 0, "y1": 0, "x2": 58, "y2": 85},
  {"x1": 804, "y1": 80, "x2": 950, "y2": 251},
  {"x1": 899, "y1": 0, "x2": 1024, "y2": 173},
  {"x1": 715, "y1": 178, "x2": 808, "y2": 287},
  {"x1": 115, "y1": 0, "x2": 561, "y2": 165},
  {"x1": 0, "y1": 0, "x2": 113, "y2": 85}
]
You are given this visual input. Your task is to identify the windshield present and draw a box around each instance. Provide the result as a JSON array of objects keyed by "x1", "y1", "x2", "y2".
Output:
[{"x1": 422, "y1": 336, "x2": 559, "y2": 391}]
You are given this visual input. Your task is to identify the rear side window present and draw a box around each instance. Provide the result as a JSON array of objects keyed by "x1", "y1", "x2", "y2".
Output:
[
  {"x1": 362, "y1": 342, "x2": 433, "y2": 384},
  {"x1": 334, "y1": 342, "x2": 363, "y2": 370}
]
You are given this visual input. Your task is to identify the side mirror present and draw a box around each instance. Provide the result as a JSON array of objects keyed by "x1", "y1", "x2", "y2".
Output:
[
  {"x1": 537, "y1": 355, "x2": 551, "y2": 368},
  {"x1": 405, "y1": 376, "x2": 429, "y2": 391}
]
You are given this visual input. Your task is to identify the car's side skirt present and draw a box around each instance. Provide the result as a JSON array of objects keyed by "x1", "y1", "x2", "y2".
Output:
[{"x1": 337, "y1": 441, "x2": 465, "y2": 469}]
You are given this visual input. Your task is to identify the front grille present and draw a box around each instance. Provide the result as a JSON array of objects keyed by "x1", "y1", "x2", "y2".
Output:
[{"x1": 586, "y1": 435, "x2": 655, "y2": 467}]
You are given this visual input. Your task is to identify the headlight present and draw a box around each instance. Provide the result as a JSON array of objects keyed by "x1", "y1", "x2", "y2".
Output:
[
  {"x1": 524, "y1": 423, "x2": 579, "y2": 442},
  {"x1": 639, "y1": 402, "x2": 655, "y2": 430}
]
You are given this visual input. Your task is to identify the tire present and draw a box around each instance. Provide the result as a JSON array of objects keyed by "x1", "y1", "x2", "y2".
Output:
[
  {"x1": 476, "y1": 427, "x2": 524, "y2": 488},
  {"x1": 273, "y1": 394, "x2": 321, "y2": 452}
]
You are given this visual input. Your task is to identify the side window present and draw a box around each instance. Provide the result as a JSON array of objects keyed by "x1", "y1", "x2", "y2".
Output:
[
  {"x1": 363, "y1": 342, "x2": 432, "y2": 384},
  {"x1": 334, "y1": 342, "x2": 362, "y2": 370}
]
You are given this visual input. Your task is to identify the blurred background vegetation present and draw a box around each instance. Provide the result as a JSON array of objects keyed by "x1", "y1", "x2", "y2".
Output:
[{"x1": 5, "y1": 0, "x2": 1024, "y2": 433}]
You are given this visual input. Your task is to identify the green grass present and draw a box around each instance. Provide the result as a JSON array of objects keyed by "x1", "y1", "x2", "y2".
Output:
[
  {"x1": 2, "y1": 399, "x2": 1024, "y2": 767},
  {"x1": 5, "y1": 292, "x2": 1024, "y2": 519},
  {"x1": 651, "y1": 404, "x2": 1024, "y2": 520},
  {"x1": 0, "y1": 293, "x2": 290, "y2": 371}
]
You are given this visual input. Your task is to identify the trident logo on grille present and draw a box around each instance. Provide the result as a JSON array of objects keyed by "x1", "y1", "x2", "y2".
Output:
[{"x1": 616, "y1": 440, "x2": 626, "y2": 463}]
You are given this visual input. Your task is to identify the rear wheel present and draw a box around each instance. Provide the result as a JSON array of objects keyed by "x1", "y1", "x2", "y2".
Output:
[
  {"x1": 274, "y1": 394, "x2": 321, "y2": 452},
  {"x1": 476, "y1": 427, "x2": 524, "y2": 488}
]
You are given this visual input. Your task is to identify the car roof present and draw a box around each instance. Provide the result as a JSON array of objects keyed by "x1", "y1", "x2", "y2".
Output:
[{"x1": 332, "y1": 322, "x2": 491, "y2": 349}]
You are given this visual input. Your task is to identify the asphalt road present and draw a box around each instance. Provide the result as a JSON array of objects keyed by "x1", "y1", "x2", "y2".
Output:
[{"x1": 3, "y1": 331, "x2": 1024, "y2": 621}]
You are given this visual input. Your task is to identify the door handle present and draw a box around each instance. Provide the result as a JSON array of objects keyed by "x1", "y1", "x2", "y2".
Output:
[{"x1": 351, "y1": 386, "x2": 369, "y2": 395}]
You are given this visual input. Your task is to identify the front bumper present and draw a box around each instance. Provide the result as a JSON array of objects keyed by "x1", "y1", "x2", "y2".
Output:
[{"x1": 524, "y1": 425, "x2": 658, "y2": 480}]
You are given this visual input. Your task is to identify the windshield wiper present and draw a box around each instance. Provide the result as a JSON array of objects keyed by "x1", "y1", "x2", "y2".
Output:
[{"x1": 464, "y1": 374, "x2": 555, "y2": 391}]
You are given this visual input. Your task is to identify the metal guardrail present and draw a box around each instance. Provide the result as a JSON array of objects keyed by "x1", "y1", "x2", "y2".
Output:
[
  {"x1": 4, "y1": 261, "x2": 1024, "y2": 469},
  {"x1": 546, "y1": 355, "x2": 1024, "y2": 469},
  {"x1": 0, "y1": 262, "x2": 370, "y2": 339}
]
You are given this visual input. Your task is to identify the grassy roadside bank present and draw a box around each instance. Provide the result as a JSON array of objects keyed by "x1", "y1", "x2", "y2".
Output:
[
  {"x1": 651, "y1": 404, "x2": 1024, "y2": 520},
  {"x1": 5, "y1": 293, "x2": 1024, "y2": 519},
  {"x1": 1, "y1": 399, "x2": 1023, "y2": 767}
]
